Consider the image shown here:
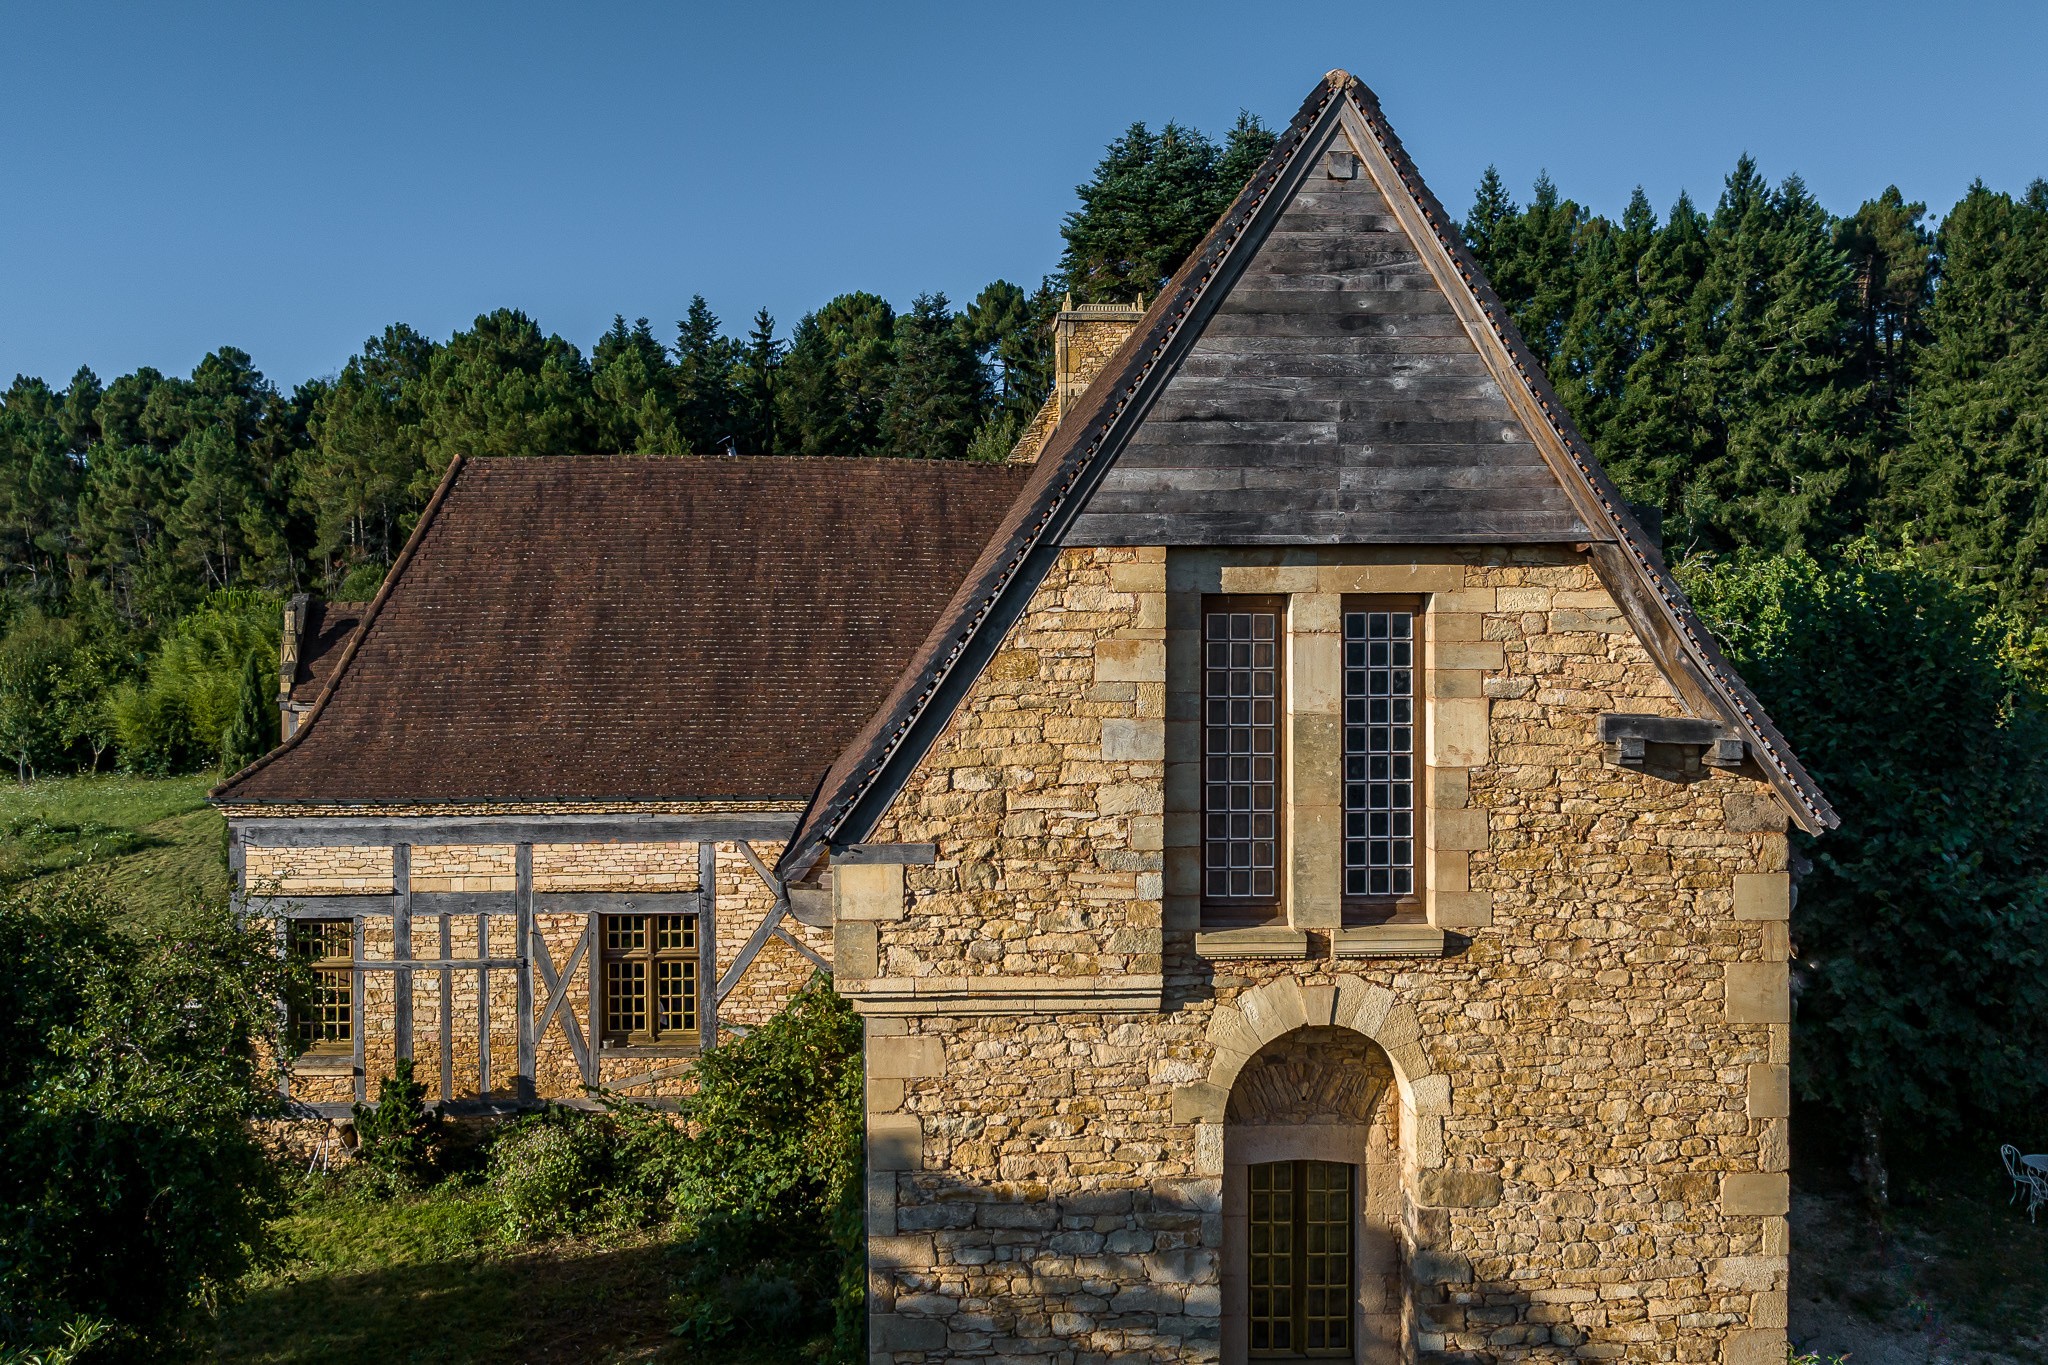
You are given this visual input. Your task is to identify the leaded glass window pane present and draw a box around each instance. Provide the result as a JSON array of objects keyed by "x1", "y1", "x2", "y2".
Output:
[
  {"x1": 1343, "y1": 609, "x2": 1415, "y2": 900},
  {"x1": 291, "y1": 918, "x2": 353, "y2": 1049},
  {"x1": 1205, "y1": 604, "x2": 1281, "y2": 906},
  {"x1": 601, "y1": 912, "x2": 699, "y2": 1045}
]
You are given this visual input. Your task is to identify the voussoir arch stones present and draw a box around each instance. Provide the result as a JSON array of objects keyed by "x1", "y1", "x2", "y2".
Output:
[{"x1": 1172, "y1": 975, "x2": 1449, "y2": 1167}]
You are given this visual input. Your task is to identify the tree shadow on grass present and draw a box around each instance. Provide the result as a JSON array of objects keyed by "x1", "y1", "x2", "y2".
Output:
[{"x1": 207, "y1": 1241, "x2": 690, "y2": 1365}]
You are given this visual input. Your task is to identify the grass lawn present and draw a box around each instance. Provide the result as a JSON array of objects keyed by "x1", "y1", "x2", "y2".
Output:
[
  {"x1": 200, "y1": 1177, "x2": 815, "y2": 1365},
  {"x1": 0, "y1": 772, "x2": 228, "y2": 919}
]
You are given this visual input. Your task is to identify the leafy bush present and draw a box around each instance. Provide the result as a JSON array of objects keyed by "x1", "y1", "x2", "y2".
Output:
[
  {"x1": 479, "y1": 978, "x2": 864, "y2": 1356},
  {"x1": 0, "y1": 882, "x2": 294, "y2": 1349},
  {"x1": 352, "y1": 1058, "x2": 447, "y2": 1190},
  {"x1": 664, "y1": 978, "x2": 864, "y2": 1359},
  {"x1": 486, "y1": 1103, "x2": 684, "y2": 1242},
  {"x1": 1686, "y1": 547, "x2": 2048, "y2": 1195}
]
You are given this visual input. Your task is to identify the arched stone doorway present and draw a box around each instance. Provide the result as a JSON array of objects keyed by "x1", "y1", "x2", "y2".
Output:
[{"x1": 1222, "y1": 1026, "x2": 1403, "y2": 1364}]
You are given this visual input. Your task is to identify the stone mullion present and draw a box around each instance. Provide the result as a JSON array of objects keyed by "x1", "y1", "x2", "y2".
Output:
[{"x1": 1285, "y1": 591, "x2": 1342, "y2": 929}]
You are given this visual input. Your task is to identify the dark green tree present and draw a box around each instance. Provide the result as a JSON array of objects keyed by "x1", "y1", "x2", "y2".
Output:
[
  {"x1": 736, "y1": 308, "x2": 782, "y2": 454},
  {"x1": 1883, "y1": 180, "x2": 2048, "y2": 609},
  {"x1": 879, "y1": 294, "x2": 984, "y2": 460},
  {"x1": 299, "y1": 324, "x2": 437, "y2": 573},
  {"x1": 1687, "y1": 550, "x2": 2048, "y2": 1205},
  {"x1": 0, "y1": 885, "x2": 291, "y2": 1346},
  {"x1": 674, "y1": 296, "x2": 740, "y2": 454},
  {"x1": 589, "y1": 315, "x2": 682, "y2": 455},
  {"x1": 776, "y1": 292, "x2": 896, "y2": 458},
  {"x1": 1059, "y1": 113, "x2": 1274, "y2": 303},
  {"x1": 219, "y1": 646, "x2": 274, "y2": 773},
  {"x1": 1836, "y1": 186, "x2": 1935, "y2": 425},
  {"x1": 417, "y1": 310, "x2": 594, "y2": 472}
]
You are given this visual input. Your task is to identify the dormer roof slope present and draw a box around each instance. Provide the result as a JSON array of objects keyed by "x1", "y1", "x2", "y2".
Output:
[
  {"x1": 779, "y1": 70, "x2": 1836, "y2": 876},
  {"x1": 215, "y1": 455, "x2": 1029, "y2": 806}
]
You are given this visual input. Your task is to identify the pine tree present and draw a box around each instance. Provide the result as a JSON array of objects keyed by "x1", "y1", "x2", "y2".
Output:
[
  {"x1": 1059, "y1": 115, "x2": 1274, "y2": 303},
  {"x1": 1836, "y1": 187, "x2": 1935, "y2": 427},
  {"x1": 674, "y1": 297, "x2": 740, "y2": 454},
  {"x1": 776, "y1": 293, "x2": 896, "y2": 458},
  {"x1": 1604, "y1": 192, "x2": 1715, "y2": 536},
  {"x1": 417, "y1": 310, "x2": 595, "y2": 471},
  {"x1": 736, "y1": 308, "x2": 781, "y2": 454},
  {"x1": 1681, "y1": 163, "x2": 1873, "y2": 554},
  {"x1": 590, "y1": 316, "x2": 682, "y2": 455},
  {"x1": 1885, "y1": 180, "x2": 2048, "y2": 608},
  {"x1": 219, "y1": 646, "x2": 273, "y2": 773},
  {"x1": 879, "y1": 294, "x2": 984, "y2": 460}
]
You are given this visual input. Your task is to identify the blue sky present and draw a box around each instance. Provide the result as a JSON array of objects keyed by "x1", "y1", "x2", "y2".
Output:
[{"x1": 2, "y1": 1, "x2": 2042, "y2": 390}]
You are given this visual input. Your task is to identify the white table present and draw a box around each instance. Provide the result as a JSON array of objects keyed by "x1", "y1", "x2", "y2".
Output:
[{"x1": 2024, "y1": 1154, "x2": 2048, "y2": 1176}]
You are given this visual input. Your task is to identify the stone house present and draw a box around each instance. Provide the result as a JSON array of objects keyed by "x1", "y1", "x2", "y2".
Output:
[
  {"x1": 217, "y1": 67, "x2": 1836, "y2": 1365},
  {"x1": 780, "y1": 71, "x2": 1835, "y2": 1364}
]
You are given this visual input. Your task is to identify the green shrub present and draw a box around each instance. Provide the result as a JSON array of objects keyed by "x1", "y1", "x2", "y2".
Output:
[
  {"x1": 352, "y1": 1058, "x2": 446, "y2": 1189},
  {"x1": 0, "y1": 883, "x2": 294, "y2": 1348},
  {"x1": 665, "y1": 977, "x2": 864, "y2": 1359},
  {"x1": 486, "y1": 1103, "x2": 683, "y2": 1242},
  {"x1": 0, "y1": 1318, "x2": 109, "y2": 1365}
]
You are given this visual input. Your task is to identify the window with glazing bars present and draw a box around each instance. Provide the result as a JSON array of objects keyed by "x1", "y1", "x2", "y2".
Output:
[
  {"x1": 291, "y1": 918, "x2": 353, "y2": 1050},
  {"x1": 1204, "y1": 597, "x2": 1283, "y2": 915},
  {"x1": 1248, "y1": 1160, "x2": 1353, "y2": 1357},
  {"x1": 1343, "y1": 603, "x2": 1420, "y2": 908},
  {"x1": 600, "y1": 914, "x2": 698, "y2": 1045}
]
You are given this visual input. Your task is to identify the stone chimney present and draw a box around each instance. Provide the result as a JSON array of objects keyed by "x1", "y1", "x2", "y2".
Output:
[
  {"x1": 279, "y1": 593, "x2": 309, "y2": 739},
  {"x1": 1006, "y1": 295, "x2": 1148, "y2": 463}
]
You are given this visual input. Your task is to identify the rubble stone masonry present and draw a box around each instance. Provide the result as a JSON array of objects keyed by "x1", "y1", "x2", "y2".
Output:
[{"x1": 844, "y1": 546, "x2": 1791, "y2": 1365}]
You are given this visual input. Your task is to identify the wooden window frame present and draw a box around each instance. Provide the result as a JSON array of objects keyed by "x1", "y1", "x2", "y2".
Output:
[
  {"x1": 598, "y1": 911, "x2": 702, "y2": 1049},
  {"x1": 1341, "y1": 596, "x2": 1424, "y2": 925},
  {"x1": 1201, "y1": 593, "x2": 1287, "y2": 926},
  {"x1": 1247, "y1": 1159, "x2": 1355, "y2": 1358},
  {"x1": 291, "y1": 917, "x2": 354, "y2": 1053}
]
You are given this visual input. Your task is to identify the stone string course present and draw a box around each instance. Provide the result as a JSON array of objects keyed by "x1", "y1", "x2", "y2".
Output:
[{"x1": 849, "y1": 546, "x2": 1791, "y2": 1365}]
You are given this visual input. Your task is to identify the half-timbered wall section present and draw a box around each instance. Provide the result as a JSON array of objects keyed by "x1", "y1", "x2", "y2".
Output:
[{"x1": 226, "y1": 812, "x2": 819, "y2": 1112}]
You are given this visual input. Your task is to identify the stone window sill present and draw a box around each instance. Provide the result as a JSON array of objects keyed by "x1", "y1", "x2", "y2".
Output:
[
  {"x1": 598, "y1": 1043, "x2": 701, "y2": 1059},
  {"x1": 1333, "y1": 923, "x2": 1446, "y2": 958},
  {"x1": 1194, "y1": 926, "x2": 1311, "y2": 960},
  {"x1": 292, "y1": 1053, "x2": 356, "y2": 1076},
  {"x1": 1193, "y1": 924, "x2": 1449, "y2": 960}
]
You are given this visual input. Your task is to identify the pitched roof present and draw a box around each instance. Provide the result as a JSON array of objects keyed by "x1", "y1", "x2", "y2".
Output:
[
  {"x1": 288, "y1": 600, "x2": 367, "y2": 705},
  {"x1": 778, "y1": 70, "x2": 1836, "y2": 876},
  {"x1": 215, "y1": 455, "x2": 1030, "y2": 806}
]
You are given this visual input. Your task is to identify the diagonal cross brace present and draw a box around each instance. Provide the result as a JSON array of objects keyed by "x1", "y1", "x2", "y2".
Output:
[{"x1": 531, "y1": 925, "x2": 590, "y2": 1076}]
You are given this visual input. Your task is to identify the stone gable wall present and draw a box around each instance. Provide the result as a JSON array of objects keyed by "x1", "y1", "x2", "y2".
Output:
[{"x1": 851, "y1": 546, "x2": 1791, "y2": 1365}]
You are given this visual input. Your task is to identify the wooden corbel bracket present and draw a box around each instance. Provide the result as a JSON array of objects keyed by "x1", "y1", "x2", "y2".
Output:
[{"x1": 1596, "y1": 712, "x2": 1746, "y2": 770}]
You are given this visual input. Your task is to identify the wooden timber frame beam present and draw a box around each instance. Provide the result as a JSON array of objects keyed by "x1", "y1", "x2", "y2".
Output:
[
  {"x1": 234, "y1": 812, "x2": 798, "y2": 848},
  {"x1": 714, "y1": 839, "x2": 794, "y2": 1007}
]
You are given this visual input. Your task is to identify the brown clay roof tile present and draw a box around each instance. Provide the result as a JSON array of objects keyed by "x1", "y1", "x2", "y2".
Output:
[{"x1": 217, "y1": 455, "x2": 1029, "y2": 805}]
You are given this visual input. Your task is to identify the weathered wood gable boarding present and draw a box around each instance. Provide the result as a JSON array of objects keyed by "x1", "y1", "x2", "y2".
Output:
[
  {"x1": 1072, "y1": 125, "x2": 1587, "y2": 545},
  {"x1": 780, "y1": 71, "x2": 1834, "y2": 1365},
  {"x1": 214, "y1": 457, "x2": 1026, "y2": 1114}
]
